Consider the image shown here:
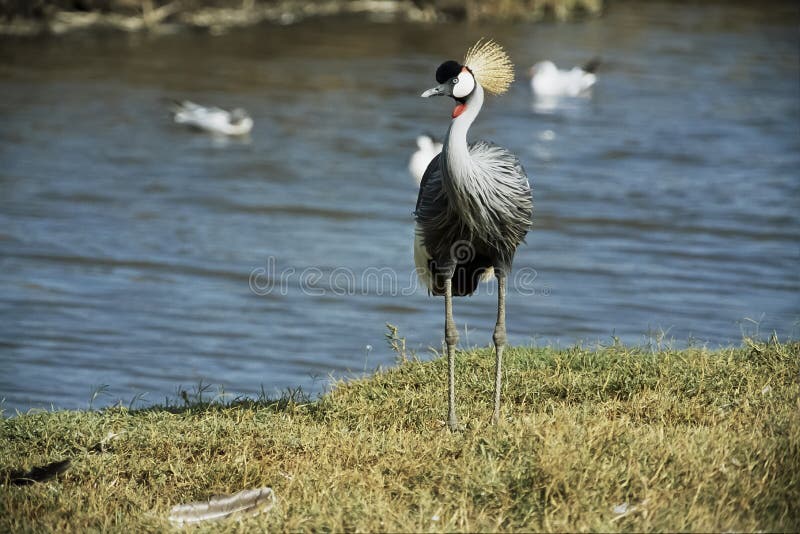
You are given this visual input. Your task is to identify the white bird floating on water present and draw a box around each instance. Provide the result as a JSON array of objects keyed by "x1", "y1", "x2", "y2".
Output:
[
  {"x1": 529, "y1": 58, "x2": 601, "y2": 97},
  {"x1": 171, "y1": 100, "x2": 253, "y2": 136},
  {"x1": 408, "y1": 134, "x2": 443, "y2": 185}
]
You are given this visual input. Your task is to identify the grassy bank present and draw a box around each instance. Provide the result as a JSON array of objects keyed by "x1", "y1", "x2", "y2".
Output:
[{"x1": 1, "y1": 340, "x2": 798, "y2": 531}]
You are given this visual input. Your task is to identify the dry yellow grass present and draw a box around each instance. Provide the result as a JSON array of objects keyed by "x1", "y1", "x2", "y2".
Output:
[{"x1": 1, "y1": 339, "x2": 798, "y2": 532}]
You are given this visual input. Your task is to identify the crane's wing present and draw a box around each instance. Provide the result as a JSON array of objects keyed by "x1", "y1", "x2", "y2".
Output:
[
  {"x1": 414, "y1": 152, "x2": 444, "y2": 216},
  {"x1": 469, "y1": 141, "x2": 533, "y2": 234}
]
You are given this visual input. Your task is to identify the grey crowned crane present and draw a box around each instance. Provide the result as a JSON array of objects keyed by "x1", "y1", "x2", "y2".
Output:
[{"x1": 414, "y1": 40, "x2": 533, "y2": 430}]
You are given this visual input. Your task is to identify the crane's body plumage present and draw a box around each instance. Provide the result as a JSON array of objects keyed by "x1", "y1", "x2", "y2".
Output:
[
  {"x1": 415, "y1": 39, "x2": 532, "y2": 430},
  {"x1": 414, "y1": 140, "x2": 532, "y2": 295},
  {"x1": 414, "y1": 84, "x2": 532, "y2": 296}
]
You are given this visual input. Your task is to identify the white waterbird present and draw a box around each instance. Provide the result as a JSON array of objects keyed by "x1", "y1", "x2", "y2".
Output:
[
  {"x1": 171, "y1": 101, "x2": 253, "y2": 136},
  {"x1": 408, "y1": 134, "x2": 443, "y2": 185},
  {"x1": 529, "y1": 58, "x2": 601, "y2": 97}
]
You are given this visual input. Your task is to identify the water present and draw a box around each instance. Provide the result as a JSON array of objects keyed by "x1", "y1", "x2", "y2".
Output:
[{"x1": 1, "y1": 3, "x2": 798, "y2": 412}]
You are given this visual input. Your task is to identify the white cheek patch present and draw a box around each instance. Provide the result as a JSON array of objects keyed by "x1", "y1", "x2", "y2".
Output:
[{"x1": 452, "y1": 71, "x2": 475, "y2": 99}]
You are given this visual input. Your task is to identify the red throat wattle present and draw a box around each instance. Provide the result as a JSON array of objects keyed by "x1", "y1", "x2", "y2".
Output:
[{"x1": 452, "y1": 103, "x2": 467, "y2": 118}]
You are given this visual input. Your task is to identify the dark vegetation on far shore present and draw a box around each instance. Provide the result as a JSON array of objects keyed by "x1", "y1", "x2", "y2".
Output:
[{"x1": 0, "y1": 0, "x2": 605, "y2": 35}]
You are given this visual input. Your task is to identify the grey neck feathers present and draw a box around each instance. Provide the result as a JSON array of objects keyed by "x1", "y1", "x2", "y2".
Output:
[
  {"x1": 442, "y1": 83, "x2": 484, "y2": 185},
  {"x1": 435, "y1": 83, "x2": 531, "y2": 260},
  {"x1": 440, "y1": 84, "x2": 491, "y2": 237}
]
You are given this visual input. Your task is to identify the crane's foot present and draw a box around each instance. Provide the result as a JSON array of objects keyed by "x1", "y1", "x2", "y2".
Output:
[
  {"x1": 447, "y1": 407, "x2": 465, "y2": 431},
  {"x1": 448, "y1": 418, "x2": 465, "y2": 432},
  {"x1": 491, "y1": 407, "x2": 501, "y2": 426}
]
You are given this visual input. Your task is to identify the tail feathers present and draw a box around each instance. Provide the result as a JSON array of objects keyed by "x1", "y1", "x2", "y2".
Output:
[
  {"x1": 167, "y1": 99, "x2": 201, "y2": 117},
  {"x1": 428, "y1": 256, "x2": 494, "y2": 297},
  {"x1": 582, "y1": 57, "x2": 602, "y2": 74}
]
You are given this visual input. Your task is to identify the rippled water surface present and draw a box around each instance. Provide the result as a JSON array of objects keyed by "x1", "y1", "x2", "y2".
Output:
[{"x1": 1, "y1": 3, "x2": 798, "y2": 412}]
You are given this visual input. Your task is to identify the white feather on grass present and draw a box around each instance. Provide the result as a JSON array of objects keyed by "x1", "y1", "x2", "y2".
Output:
[{"x1": 168, "y1": 486, "x2": 275, "y2": 524}]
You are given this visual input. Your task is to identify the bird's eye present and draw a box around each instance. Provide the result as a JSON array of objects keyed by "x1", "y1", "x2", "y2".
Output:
[{"x1": 452, "y1": 78, "x2": 459, "y2": 84}]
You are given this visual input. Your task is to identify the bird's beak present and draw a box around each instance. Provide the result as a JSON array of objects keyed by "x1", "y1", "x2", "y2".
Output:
[{"x1": 421, "y1": 82, "x2": 451, "y2": 98}]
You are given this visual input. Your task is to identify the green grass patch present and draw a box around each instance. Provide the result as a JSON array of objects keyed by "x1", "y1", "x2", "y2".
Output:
[{"x1": 2, "y1": 340, "x2": 798, "y2": 531}]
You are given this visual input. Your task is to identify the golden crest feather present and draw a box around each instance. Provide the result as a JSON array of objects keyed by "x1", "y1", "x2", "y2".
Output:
[{"x1": 463, "y1": 39, "x2": 515, "y2": 95}]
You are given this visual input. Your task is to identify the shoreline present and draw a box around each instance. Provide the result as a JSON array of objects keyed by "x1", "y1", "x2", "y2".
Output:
[{"x1": 2, "y1": 341, "x2": 798, "y2": 530}]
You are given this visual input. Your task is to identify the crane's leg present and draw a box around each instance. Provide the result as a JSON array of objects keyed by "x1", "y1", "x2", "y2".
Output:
[
  {"x1": 492, "y1": 273, "x2": 507, "y2": 425},
  {"x1": 444, "y1": 277, "x2": 460, "y2": 431}
]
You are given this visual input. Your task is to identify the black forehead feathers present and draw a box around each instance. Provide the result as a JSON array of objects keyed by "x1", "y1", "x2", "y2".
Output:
[{"x1": 435, "y1": 60, "x2": 462, "y2": 83}]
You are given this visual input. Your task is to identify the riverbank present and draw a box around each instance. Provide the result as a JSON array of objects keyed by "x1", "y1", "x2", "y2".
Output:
[
  {"x1": 1, "y1": 340, "x2": 797, "y2": 531},
  {"x1": 0, "y1": 0, "x2": 603, "y2": 36}
]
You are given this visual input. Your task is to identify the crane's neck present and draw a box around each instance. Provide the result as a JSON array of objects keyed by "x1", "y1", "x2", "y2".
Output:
[{"x1": 442, "y1": 83, "x2": 484, "y2": 185}]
